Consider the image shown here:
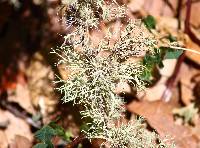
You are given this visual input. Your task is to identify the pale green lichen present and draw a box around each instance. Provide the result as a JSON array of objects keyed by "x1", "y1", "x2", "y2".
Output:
[{"x1": 52, "y1": 0, "x2": 175, "y2": 147}]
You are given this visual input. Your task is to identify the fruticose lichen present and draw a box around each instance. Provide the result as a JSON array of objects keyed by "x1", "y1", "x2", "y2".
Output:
[{"x1": 52, "y1": 0, "x2": 175, "y2": 147}]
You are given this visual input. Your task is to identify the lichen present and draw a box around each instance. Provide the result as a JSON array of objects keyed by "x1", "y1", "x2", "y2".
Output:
[{"x1": 52, "y1": 0, "x2": 175, "y2": 147}]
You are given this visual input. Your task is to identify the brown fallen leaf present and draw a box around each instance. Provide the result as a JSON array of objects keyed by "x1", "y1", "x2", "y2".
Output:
[
  {"x1": 7, "y1": 84, "x2": 35, "y2": 114},
  {"x1": 26, "y1": 52, "x2": 58, "y2": 116},
  {"x1": 185, "y1": 35, "x2": 200, "y2": 65},
  {"x1": 156, "y1": 16, "x2": 180, "y2": 36},
  {"x1": 127, "y1": 0, "x2": 145, "y2": 13},
  {"x1": 57, "y1": 64, "x2": 73, "y2": 81},
  {"x1": 179, "y1": 63, "x2": 197, "y2": 87},
  {"x1": 181, "y1": 1, "x2": 200, "y2": 28},
  {"x1": 0, "y1": 131, "x2": 8, "y2": 148},
  {"x1": 127, "y1": 101, "x2": 198, "y2": 148},
  {"x1": 193, "y1": 81, "x2": 200, "y2": 100},
  {"x1": 91, "y1": 139, "x2": 106, "y2": 148},
  {"x1": 192, "y1": 118, "x2": 200, "y2": 142},
  {"x1": 9, "y1": 135, "x2": 32, "y2": 148},
  {"x1": 159, "y1": 59, "x2": 177, "y2": 77},
  {"x1": 3, "y1": 110, "x2": 33, "y2": 146},
  {"x1": 178, "y1": 63, "x2": 199, "y2": 105},
  {"x1": 143, "y1": 0, "x2": 175, "y2": 17},
  {"x1": 180, "y1": 84, "x2": 194, "y2": 105},
  {"x1": 139, "y1": 77, "x2": 167, "y2": 101}
]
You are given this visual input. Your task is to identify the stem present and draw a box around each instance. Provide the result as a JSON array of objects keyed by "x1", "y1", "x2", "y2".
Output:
[
  {"x1": 161, "y1": 0, "x2": 192, "y2": 101},
  {"x1": 161, "y1": 53, "x2": 185, "y2": 101},
  {"x1": 169, "y1": 46, "x2": 200, "y2": 55},
  {"x1": 185, "y1": 0, "x2": 192, "y2": 34},
  {"x1": 176, "y1": 0, "x2": 183, "y2": 29}
]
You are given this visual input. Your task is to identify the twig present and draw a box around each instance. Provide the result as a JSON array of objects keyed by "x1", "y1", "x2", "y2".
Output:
[
  {"x1": 169, "y1": 46, "x2": 200, "y2": 55},
  {"x1": 161, "y1": 53, "x2": 186, "y2": 101},
  {"x1": 185, "y1": 0, "x2": 192, "y2": 34},
  {"x1": 176, "y1": 0, "x2": 183, "y2": 29},
  {"x1": 161, "y1": 0, "x2": 191, "y2": 101},
  {"x1": 187, "y1": 28, "x2": 200, "y2": 46},
  {"x1": 182, "y1": 0, "x2": 200, "y2": 9}
]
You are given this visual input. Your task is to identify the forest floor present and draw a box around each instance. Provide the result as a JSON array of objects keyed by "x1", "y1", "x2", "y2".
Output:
[{"x1": 1, "y1": 0, "x2": 200, "y2": 147}]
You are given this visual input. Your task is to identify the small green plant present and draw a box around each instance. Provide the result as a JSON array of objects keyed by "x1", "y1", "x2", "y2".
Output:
[
  {"x1": 34, "y1": 0, "x2": 181, "y2": 147},
  {"x1": 34, "y1": 118, "x2": 73, "y2": 148}
]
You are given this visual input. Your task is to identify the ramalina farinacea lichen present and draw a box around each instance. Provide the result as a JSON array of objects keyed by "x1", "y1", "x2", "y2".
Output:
[{"x1": 52, "y1": 0, "x2": 175, "y2": 147}]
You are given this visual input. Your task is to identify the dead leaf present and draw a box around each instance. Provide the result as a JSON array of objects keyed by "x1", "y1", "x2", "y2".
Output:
[
  {"x1": 3, "y1": 110, "x2": 33, "y2": 145},
  {"x1": 90, "y1": 26, "x2": 105, "y2": 48},
  {"x1": 0, "y1": 131, "x2": 8, "y2": 148},
  {"x1": 127, "y1": 101, "x2": 198, "y2": 148},
  {"x1": 193, "y1": 81, "x2": 200, "y2": 100},
  {"x1": 7, "y1": 84, "x2": 35, "y2": 114},
  {"x1": 180, "y1": 84, "x2": 194, "y2": 105},
  {"x1": 185, "y1": 36, "x2": 200, "y2": 65},
  {"x1": 0, "y1": 109, "x2": 33, "y2": 148},
  {"x1": 159, "y1": 59, "x2": 177, "y2": 77},
  {"x1": 58, "y1": 64, "x2": 72, "y2": 81},
  {"x1": 137, "y1": 76, "x2": 167, "y2": 101},
  {"x1": 157, "y1": 17, "x2": 179, "y2": 34},
  {"x1": 91, "y1": 139, "x2": 106, "y2": 148},
  {"x1": 127, "y1": 0, "x2": 145, "y2": 13},
  {"x1": 178, "y1": 63, "x2": 199, "y2": 105},
  {"x1": 143, "y1": 0, "x2": 175, "y2": 17},
  {"x1": 26, "y1": 52, "x2": 58, "y2": 115},
  {"x1": 9, "y1": 135, "x2": 32, "y2": 148},
  {"x1": 181, "y1": 1, "x2": 200, "y2": 28},
  {"x1": 192, "y1": 118, "x2": 200, "y2": 142}
]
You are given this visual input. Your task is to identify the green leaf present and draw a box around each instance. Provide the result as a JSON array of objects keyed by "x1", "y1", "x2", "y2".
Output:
[
  {"x1": 35, "y1": 125, "x2": 56, "y2": 147},
  {"x1": 165, "y1": 49, "x2": 183, "y2": 59},
  {"x1": 143, "y1": 15, "x2": 156, "y2": 30},
  {"x1": 143, "y1": 49, "x2": 163, "y2": 68},
  {"x1": 33, "y1": 143, "x2": 48, "y2": 148},
  {"x1": 139, "y1": 69, "x2": 152, "y2": 82},
  {"x1": 48, "y1": 122, "x2": 67, "y2": 140},
  {"x1": 35, "y1": 125, "x2": 56, "y2": 142},
  {"x1": 34, "y1": 116, "x2": 73, "y2": 148},
  {"x1": 65, "y1": 130, "x2": 73, "y2": 142},
  {"x1": 141, "y1": 48, "x2": 165, "y2": 82}
]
